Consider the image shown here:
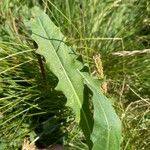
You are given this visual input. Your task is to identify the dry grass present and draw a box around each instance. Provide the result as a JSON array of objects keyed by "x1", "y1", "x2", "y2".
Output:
[
  {"x1": 122, "y1": 99, "x2": 150, "y2": 150},
  {"x1": 22, "y1": 138, "x2": 36, "y2": 150}
]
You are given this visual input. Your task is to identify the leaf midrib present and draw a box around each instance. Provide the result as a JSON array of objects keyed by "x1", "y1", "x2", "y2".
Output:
[{"x1": 95, "y1": 93, "x2": 110, "y2": 150}]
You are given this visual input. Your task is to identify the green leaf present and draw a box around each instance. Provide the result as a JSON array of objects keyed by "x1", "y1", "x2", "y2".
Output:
[
  {"x1": 27, "y1": 7, "x2": 85, "y2": 123},
  {"x1": 79, "y1": 72, "x2": 122, "y2": 150},
  {"x1": 25, "y1": 7, "x2": 121, "y2": 150},
  {"x1": 25, "y1": 7, "x2": 92, "y2": 143}
]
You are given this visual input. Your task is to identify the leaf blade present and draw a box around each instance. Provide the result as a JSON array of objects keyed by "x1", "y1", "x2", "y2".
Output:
[
  {"x1": 27, "y1": 6, "x2": 89, "y2": 127},
  {"x1": 26, "y1": 7, "x2": 121, "y2": 150},
  {"x1": 79, "y1": 72, "x2": 122, "y2": 150}
]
